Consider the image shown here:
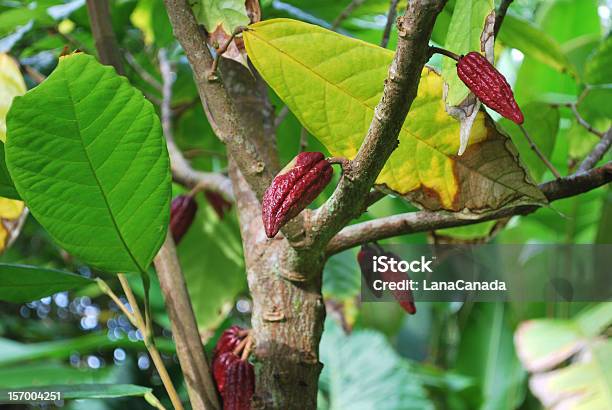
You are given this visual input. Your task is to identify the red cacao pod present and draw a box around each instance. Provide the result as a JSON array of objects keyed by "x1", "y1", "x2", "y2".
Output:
[
  {"x1": 170, "y1": 195, "x2": 198, "y2": 244},
  {"x1": 222, "y1": 358, "x2": 255, "y2": 410},
  {"x1": 380, "y1": 251, "x2": 416, "y2": 315},
  {"x1": 213, "y1": 325, "x2": 245, "y2": 361},
  {"x1": 213, "y1": 351, "x2": 240, "y2": 395},
  {"x1": 358, "y1": 244, "x2": 383, "y2": 298},
  {"x1": 262, "y1": 152, "x2": 333, "y2": 238},
  {"x1": 456, "y1": 52, "x2": 524, "y2": 124},
  {"x1": 204, "y1": 189, "x2": 232, "y2": 219}
]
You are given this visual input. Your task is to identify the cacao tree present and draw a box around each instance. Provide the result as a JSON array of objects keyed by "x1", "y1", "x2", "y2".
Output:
[{"x1": 0, "y1": 0, "x2": 610, "y2": 409}]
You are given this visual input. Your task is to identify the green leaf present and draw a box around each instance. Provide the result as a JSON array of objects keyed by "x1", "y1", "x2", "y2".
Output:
[
  {"x1": 244, "y1": 19, "x2": 545, "y2": 212},
  {"x1": 0, "y1": 383, "x2": 153, "y2": 400},
  {"x1": 441, "y1": 0, "x2": 493, "y2": 106},
  {"x1": 0, "y1": 363, "x2": 112, "y2": 388},
  {"x1": 191, "y1": 0, "x2": 250, "y2": 33},
  {"x1": 456, "y1": 303, "x2": 526, "y2": 410},
  {"x1": 500, "y1": 102, "x2": 559, "y2": 182},
  {"x1": 0, "y1": 142, "x2": 18, "y2": 199},
  {"x1": 0, "y1": 263, "x2": 93, "y2": 302},
  {"x1": 5, "y1": 53, "x2": 171, "y2": 274},
  {"x1": 0, "y1": 334, "x2": 175, "y2": 367},
  {"x1": 179, "y1": 197, "x2": 245, "y2": 330},
  {"x1": 319, "y1": 319, "x2": 433, "y2": 410},
  {"x1": 585, "y1": 35, "x2": 612, "y2": 85},
  {"x1": 497, "y1": 14, "x2": 576, "y2": 77}
]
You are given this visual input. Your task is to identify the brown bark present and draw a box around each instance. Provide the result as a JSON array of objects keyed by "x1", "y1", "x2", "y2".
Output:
[{"x1": 85, "y1": 0, "x2": 125, "y2": 75}]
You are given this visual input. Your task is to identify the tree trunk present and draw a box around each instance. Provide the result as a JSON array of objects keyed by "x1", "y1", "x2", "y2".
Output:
[{"x1": 223, "y1": 60, "x2": 326, "y2": 409}]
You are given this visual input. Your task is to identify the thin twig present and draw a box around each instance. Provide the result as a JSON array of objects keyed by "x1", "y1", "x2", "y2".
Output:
[
  {"x1": 380, "y1": 0, "x2": 400, "y2": 48},
  {"x1": 332, "y1": 0, "x2": 366, "y2": 30},
  {"x1": 97, "y1": 275, "x2": 185, "y2": 410},
  {"x1": 429, "y1": 46, "x2": 460, "y2": 61},
  {"x1": 519, "y1": 124, "x2": 561, "y2": 179},
  {"x1": 208, "y1": 26, "x2": 246, "y2": 81},
  {"x1": 570, "y1": 104, "x2": 604, "y2": 138},
  {"x1": 85, "y1": 0, "x2": 125, "y2": 74},
  {"x1": 578, "y1": 128, "x2": 612, "y2": 172},
  {"x1": 274, "y1": 105, "x2": 290, "y2": 130},
  {"x1": 125, "y1": 51, "x2": 163, "y2": 91},
  {"x1": 154, "y1": 233, "x2": 222, "y2": 410},
  {"x1": 494, "y1": 0, "x2": 514, "y2": 37},
  {"x1": 326, "y1": 162, "x2": 612, "y2": 254},
  {"x1": 158, "y1": 48, "x2": 234, "y2": 199}
]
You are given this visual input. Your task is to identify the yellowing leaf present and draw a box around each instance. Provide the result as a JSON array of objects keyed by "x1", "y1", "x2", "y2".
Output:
[
  {"x1": 244, "y1": 19, "x2": 545, "y2": 212},
  {"x1": 0, "y1": 54, "x2": 26, "y2": 143},
  {"x1": 0, "y1": 197, "x2": 26, "y2": 253}
]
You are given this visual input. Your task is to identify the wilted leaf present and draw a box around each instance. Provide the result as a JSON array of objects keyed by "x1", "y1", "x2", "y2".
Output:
[
  {"x1": 441, "y1": 0, "x2": 494, "y2": 107},
  {"x1": 5, "y1": 53, "x2": 171, "y2": 274},
  {"x1": 244, "y1": 19, "x2": 546, "y2": 212},
  {"x1": 0, "y1": 53, "x2": 26, "y2": 143},
  {"x1": 0, "y1": 263, "x2": 93, "y2": 303}
]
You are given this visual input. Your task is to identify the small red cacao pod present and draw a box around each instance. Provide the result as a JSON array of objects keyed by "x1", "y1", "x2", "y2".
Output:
[
  {"x1": 170, "y1": 195, "x2": 198, "y2": 244},
  {"x1": 222, "y1": 358, "x2": 255, "y2": 410},
  {"x1": 262, "y1": 152, "x2": 333, "y2": 238},
  {"x1": 358, "y1": 244, "x2": 383, "y2": 298},
  {"x1": 204, "y1": 189, "x2": 232, "y2": 219},
  {"x1": 380, "y1": 251, "x2": 417, "y2": 315},
  {"x1": 213, "y1": 351, "x2": 240, "y2": 395},
  {"x1": 213, "y1": 325, "x2": 245, "y2": 361},
  {"x1": 456, "y1": 52, "x2": 524, "y2": 125}
]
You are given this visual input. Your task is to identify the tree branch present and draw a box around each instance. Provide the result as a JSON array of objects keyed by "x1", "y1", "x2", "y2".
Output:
[
  {"x1": 162, "y1": 0, "x2": 274, "y2": 199},
  {"x1": 307, "y1": 0, "x2": 448, "y2": 248},
  {"x1": 380, "y1": 0, "x2": 400, "y2": 48},
  {"x1": 494, "y1": 0, "x2": 513, "y2": 38},
  {"x1": 578, "y1": 128, "x2": 612, "y2": 172},
  {"x1": 85, "y1": 0, "x2": 125, "y2": 75},
  {"x1": 327, "y1": 162, "x2": 612, "y2": 255},
  {"x1": 158, "y1": 48, "x2": 234, "y2": 199},
  {"x1": 332, "y1": 0, "x2": 366, "y2": 30},
  {"x1": 154, "y1": 234, "x2": 221, "y2": 410}
]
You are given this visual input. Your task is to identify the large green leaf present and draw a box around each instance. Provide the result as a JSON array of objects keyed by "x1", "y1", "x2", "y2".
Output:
[
  {"x1": 497, "y1": 14, "x2": 576, "y2": 77},
  {"x1": 0, "y1": 263, "x2": 93, "y2": 302},
  {"x1": 5, "y1": 53, "x2": 171, "y2": 274},
  {"x1": 441, "y1": 0, "x2": 493, "y2": 106},
  {"x1": 319, "y1": 319, "x2": 433, "y2": 410},
  {"x1": 244, "y1": 19, "x2": 545, "y2": 212}
]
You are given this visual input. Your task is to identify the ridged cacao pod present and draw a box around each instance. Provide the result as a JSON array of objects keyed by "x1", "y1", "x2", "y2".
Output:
[
  {"x1": 213, "y1": 325, "x2": 245, "y2": 361},
  {"x1": 358, "y1": 244, "x2": 383, "y2": 298},
  {"x1": 456, "y1": 52, "x2": 524, "y2": 125},
  {"x1": 222, "y1": 358, "x2": 255, "y2": 410},
  {"x1": 204, "y1": 189, "x2": 232, "y2": 219},
  {"x1": 380, "y1": 251, "x2": 416, "y2": 315},
  {"x1": 170, "y1": 195, "x2": 198, "y2": 244},
  {"x1": 213, "y1": 351, "x2": 240, "y2": 395},
  {"x1": 262, "y1": 152, "x2": 333, "y2": 238}
]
